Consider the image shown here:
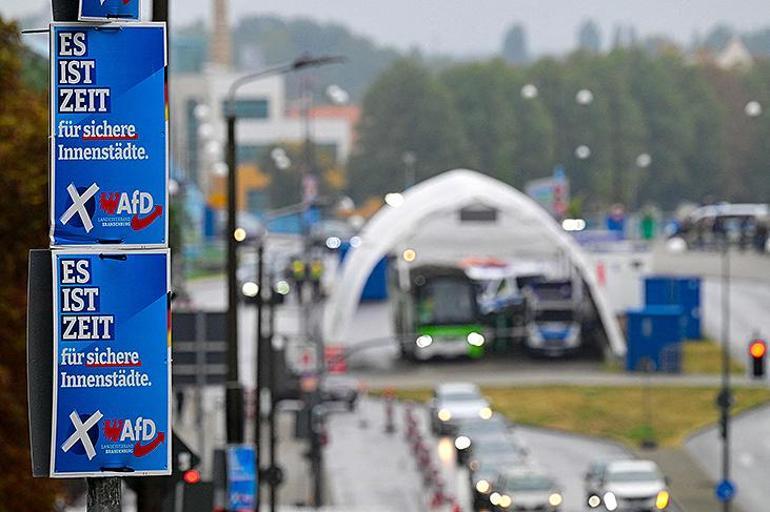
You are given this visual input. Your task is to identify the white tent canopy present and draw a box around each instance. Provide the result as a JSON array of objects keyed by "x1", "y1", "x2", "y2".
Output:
[{"x1": 323, "y1": 169, "x2": 626, "y2": 357}]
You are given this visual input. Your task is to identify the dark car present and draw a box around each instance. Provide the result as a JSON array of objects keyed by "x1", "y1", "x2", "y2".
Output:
[
  {"x1": 468, "y1": 439, "x2": 530, "y2": 511},
  {"x1": 453, "y1": 414, "x2": 510, "y2": 466}
]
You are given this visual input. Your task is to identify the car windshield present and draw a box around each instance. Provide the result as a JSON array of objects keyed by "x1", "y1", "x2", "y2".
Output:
[
  {"x1": 417, "y1": 279, "x2": 476, "y2": 325},
  {"x1": 504, "y1": 475, "x2": 554, "y2": 492},
  {"x1": 607, "y1": 470, "x2": 661, "y2": 482},
  {"x1": 442, "y1": 391, "x2": 479, "y2": 402}
]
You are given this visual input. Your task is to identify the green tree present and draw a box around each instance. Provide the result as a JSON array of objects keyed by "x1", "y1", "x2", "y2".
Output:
[
  {"x1": 0, "y1": 18, "x2": 59, "y2": 511},
  {"x1": 441, "y1": 60, "x2": 518, "y2": 182},
  {"x1": 347, "y1": 58, "x2": 471, "y2": 200}
]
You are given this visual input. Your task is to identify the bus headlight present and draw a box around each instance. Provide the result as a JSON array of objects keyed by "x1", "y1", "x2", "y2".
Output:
[
  {"x1": 467, "y1": 332, "x2": 485, "y2": 347},
  {"x1": 416, "y1": 335, "x2": 433, "y2": 348},
  {"x1": 437, "y1": 408, "x2": 452, "y2": 422}
]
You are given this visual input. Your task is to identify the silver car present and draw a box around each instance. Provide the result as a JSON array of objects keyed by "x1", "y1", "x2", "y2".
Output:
[
  {"x1": 594, "y1": 460, "x2": 671, "y2": 511},
  {"x1": 428, "y1": 382, "x2": 492, "y2": 435}
]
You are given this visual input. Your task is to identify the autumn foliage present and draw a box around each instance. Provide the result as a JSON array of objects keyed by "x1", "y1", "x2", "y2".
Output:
[{"x1": 0, "y1": 17, "x2": 59, "y2": 511}]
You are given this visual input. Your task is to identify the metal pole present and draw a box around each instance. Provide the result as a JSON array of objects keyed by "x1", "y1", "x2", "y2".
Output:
[
  {"x1": 87, "y1": 478, "x2": 121, "y2": 512},
  {"x1": 254, "y1": 242, "x2": 265, "y2": 511},
  {"x1": 225, "y1": 109, "x2": 244, "y2": 445},
  {"x1": 267, "y1": 274, "x2": 279, "y2": 512},
  {"x1": 721, "y1": 238, "x2": 732, "y2": 512}
]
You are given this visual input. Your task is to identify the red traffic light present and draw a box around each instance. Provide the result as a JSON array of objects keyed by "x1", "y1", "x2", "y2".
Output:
[
  {"x1": 749, "y1": 340, "x2": 767, "y2": 359},
  {"x1": 183, "y1": 469, "x2": 201, "y2": 485}
]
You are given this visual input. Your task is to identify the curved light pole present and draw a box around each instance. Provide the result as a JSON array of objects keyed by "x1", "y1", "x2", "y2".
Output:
[{"x1": 223, "y1": 54, "x2": 344, "y2": 512}]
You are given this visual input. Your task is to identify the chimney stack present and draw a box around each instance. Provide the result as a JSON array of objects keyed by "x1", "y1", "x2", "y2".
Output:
[{"x1": 210, "y1": 0, "x2": 232, "y2": 68}]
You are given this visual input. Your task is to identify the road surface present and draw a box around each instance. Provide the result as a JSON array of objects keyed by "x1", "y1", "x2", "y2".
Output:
[{"x1": 686, "y1": 405, "x2": 770, "y2": 512}]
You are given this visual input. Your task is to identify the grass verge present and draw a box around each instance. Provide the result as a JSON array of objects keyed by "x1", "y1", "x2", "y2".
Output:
[
  {"x1": 682, "y1": 340, "x2": 745, "y2": 374},
  {"x1": 389, "y1": 385, "x2": 770, "y2": 448}
]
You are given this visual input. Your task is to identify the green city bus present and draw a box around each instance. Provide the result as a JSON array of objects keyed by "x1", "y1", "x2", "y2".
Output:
[{"x1": 394, "y1": 265, "x2": 488, "y2": 361}]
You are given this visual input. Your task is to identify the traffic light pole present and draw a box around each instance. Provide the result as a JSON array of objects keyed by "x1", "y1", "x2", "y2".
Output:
[{"x1": 720, "y1": 239, "x2": 732, "y2": 512}]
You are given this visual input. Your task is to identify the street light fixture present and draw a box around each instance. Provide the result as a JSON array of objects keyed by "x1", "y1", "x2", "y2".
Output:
[
  {"x1": 576, "y1": 88, "x2": 594, "y2": 106},
  {"x1": 223, "y1": 53, "x2": 345, "y2": 509},
  {"x1": 521, "y1": 83, "x2": 539, "y2": 100},
  {"x1": 745, "y1": 100, "x2": 763, "y2": 118},
  {"x1": 575, "y1": 145, "x2": 592, "y2": 160}
]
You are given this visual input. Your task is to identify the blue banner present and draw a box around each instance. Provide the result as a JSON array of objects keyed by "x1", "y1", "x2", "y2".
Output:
[
  {"x1": 50, "y1": 23, "x2": 167, "y2": 247},
  {"x1": 51, "y1": 250, "x2": 170, "y2": 477},
  {"x1": 227, "y1": 445, "x2": 258, "y2": 512},
  {"x1": 79, "y1": 0, "x2": 140, "y2": 21}
]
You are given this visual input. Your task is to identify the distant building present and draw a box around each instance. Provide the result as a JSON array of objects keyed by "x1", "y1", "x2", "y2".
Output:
[
  {"x1": 715, "y1": 36, "x2": 754, "y2": 70},
  {"x1": 169, "y1": 0, "x2": 359, "y2": 216}
]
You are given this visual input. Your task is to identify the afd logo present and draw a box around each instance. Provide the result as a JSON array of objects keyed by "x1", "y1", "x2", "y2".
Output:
[
  {"x1": 98, "y1": 190, "x2": 163, "y2": 231},
  {"x1": 103, "y1": 417, "x2": 166, "y2": 457}
]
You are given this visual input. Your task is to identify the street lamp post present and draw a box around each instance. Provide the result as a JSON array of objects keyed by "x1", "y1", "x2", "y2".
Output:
[{"x1": 224, "y1": 54, "x2": 344, "y2": 509}]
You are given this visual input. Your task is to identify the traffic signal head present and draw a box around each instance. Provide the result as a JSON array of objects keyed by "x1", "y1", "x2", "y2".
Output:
[
  {"x1": 750, "y1": 340, "x2": 766, "y2": 359},
  {"x1": 749, "y1": 339, "x2": 767, "y2": 379},
  {"x1": 183, "y1": 468, "x2": 201, "y2": 485}
]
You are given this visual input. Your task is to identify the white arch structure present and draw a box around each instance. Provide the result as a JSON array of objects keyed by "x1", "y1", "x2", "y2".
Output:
[{"x1": 323, "y1": 169, "x2": 626, "y2": 357}]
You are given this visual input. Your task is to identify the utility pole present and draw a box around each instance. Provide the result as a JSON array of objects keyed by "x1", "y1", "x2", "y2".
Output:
[
  {"x1": 719, "y1": 235, "x2": 732, "y2": 512},
  {"x1": 254, "y1": 241, "x2": 265, "y2": 511},
  {"x1": 225, "y1": 102, "x2": 245, "y2": 445},
  {"x1": 87, "y1": 478, "x2": 121, "y2": 512}
]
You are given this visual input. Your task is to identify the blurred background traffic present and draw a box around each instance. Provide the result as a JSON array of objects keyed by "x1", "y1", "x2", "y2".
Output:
[{"x1": 4, "y1": 0, "x2": 770, "y2": 511}]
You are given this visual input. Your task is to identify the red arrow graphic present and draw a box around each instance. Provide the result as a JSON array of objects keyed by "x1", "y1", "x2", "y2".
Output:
[
  {"x1": 133, "y1": 431, "x2": 165, "y2": 457},
  {"x1": 130, "y1": 205, "x2": 163, "y2": 231}
]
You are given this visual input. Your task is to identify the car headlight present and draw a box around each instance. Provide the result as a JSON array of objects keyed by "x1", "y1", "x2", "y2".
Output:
[
  {"x1": 498, "y1": 494, "x2": 512, "y2": 509},
  {"x1": 437, "y1": 408, "x2": 452, "y2": 422},
  {"x1": 467, "y1": 331, "x2": 485, "y2": 347},
  {"x1": 455, "y1": 435, "x2": 471, "y2": 450},
  {"x1": 478, "y1": 407, "x2": 493, "y2": 420},
  {"x1": 603, "y1": 492, "x2": 618, "y2": 511},
  {"x1": 416, "y1": 335, "x2": 433, "y2": 348},
  {"x1": 548, "y1": 492, "x2": 563, "y2": 507},
  {"x1": 475, "y1": 479, "x2": 490, "y2": 494},
  {"x1": 489, "y1": 492, "x2": 502, "y2": 506},
  {"x1": 587, "y1": 494, "x2": 601, "y2": 508},
  {"x1": 656, "y1": 490, "x2": 670, "y2": 510}
]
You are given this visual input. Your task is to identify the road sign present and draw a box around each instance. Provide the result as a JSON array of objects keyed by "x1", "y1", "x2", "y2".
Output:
[
  {"x1": 715, "y1": 479, "x2": 736, "y2": 502},
  {"x1": 226, "y1": 445, "x2": 257, "y2": 512},
  {"x1": 50, "y1": 23, "x2": 168, "y2": 247},
  {"x1": 50, "y1": 250, "x2": 170, "y2": 477},
  {"x1": 79, "y1": 0, "x2": 141, "y2": 21},
  {"x1": 171, "y1": 312, "x2": 227, "y2": 387}
]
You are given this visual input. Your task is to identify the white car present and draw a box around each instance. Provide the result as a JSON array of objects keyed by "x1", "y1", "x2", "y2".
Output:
[
  {"x1": 594, "y1": 460, "x2": 671, "y2": 511},
  {"x1": 490, "y1": 468, "x2": 564, "y2": 511},
  {"x1": 428, "y1": 382, "x2": 492, "y2": 435}
]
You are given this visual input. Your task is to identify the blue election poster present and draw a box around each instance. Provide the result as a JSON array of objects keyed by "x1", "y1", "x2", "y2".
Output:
[
  {"x1": 50, "y1": 23, "x2": 167, "y2": 248},
  {"x1": 79, "y1": 0, "x2": 140, "y2": 21},
  {"x1": 227, "y1": 445, "x2": 258, "y2": 512},
  {"x1": 50, "y1": 250, "x2": 171, "y2": 477}
]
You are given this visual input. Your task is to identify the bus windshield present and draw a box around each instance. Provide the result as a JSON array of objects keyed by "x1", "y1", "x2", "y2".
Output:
[{"x1": 416, "y1": 278, "x2": 476, "y2": 325}]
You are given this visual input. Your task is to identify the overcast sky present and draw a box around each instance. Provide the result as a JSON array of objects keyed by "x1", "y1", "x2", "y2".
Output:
[{"x1": 3, "y1": 0, "x2": 770, "y2": 56}]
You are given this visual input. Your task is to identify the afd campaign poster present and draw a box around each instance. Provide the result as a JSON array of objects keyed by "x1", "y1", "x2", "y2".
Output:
[
  {"x1": 227, "y1": 445, "x2": 258, "y2": 512},
  {"x1": 79, "y1": 0, "x2": 140, "y2": 21},
  {"x1": 50, "y1": 23, "x2": 167, "y2": 248},
  {"x1": 50, "y1": 250, "x2": 170, "y2": 477}
]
